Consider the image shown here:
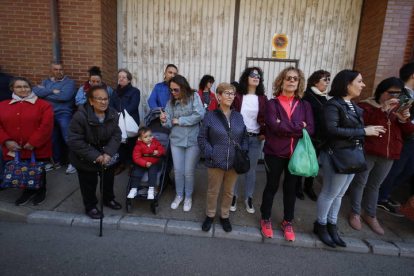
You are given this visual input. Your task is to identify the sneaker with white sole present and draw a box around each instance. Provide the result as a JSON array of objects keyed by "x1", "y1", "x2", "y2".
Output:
[
  {"x1": 147, "y1": 187, "x2": 155, "y2": 200},
  {"x1": 183, "y1": 198, "x2": 192, "y2": 212},
  {"x1": 230, "y1": 196, "x2": 237, "y2": 212},
  {"x1": 245, "y1": 197, "x2": 255, "y2": 213},
  {"x1": 45, "y1": 162, "x2": 62, "y2": 171},
  {"x1": 170, "y1": 195, "x2": 183, "y2": 210},
  {"x1": 65, "y1": 164, "x2": 77, "y2": 174},
  {"x1": 127, "y1": 188, "x2": 137, "y2": 199}
]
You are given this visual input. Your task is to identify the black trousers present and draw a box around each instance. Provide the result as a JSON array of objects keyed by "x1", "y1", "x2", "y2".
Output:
[
  {"x1": 118, "y1": 137, "x2": 136, "y2": 166},
  {"x1": 260, "y1": 154, "x2": 300, "y2": 222},
  {"x1": 77, "y1": 166, "x2": 115, "y2": 212}
]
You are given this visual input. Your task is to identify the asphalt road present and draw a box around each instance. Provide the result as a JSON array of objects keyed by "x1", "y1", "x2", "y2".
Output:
[{"x1": 0, "y1": 222, "x2": 412, "y2": 276}]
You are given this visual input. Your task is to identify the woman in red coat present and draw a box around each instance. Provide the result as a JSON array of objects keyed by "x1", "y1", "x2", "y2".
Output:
[
  {"x1": 197, "y1": 75, "x2": 218, "y2": 112},
  {"x1": 0, "y1": 77, "x2": 54, "y2": 206}
]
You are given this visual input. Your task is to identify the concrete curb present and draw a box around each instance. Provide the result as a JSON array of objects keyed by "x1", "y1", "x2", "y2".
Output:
[
  {"x1": 19, "y1": 210, "x2": 414, "y2": 258},
  {"x1": 0, "y1": 201, "x2": 34, "y2": 223}
]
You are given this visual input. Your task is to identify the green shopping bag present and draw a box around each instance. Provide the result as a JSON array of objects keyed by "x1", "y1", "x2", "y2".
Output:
[{"x1": 288, "y1": 129, "x2": 319, "y2": 177}]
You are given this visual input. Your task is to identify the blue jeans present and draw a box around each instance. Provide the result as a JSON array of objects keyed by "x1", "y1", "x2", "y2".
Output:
[
  {"x1": 130, "y1": 163, "x2": 159, "y2": 188},
  {"x1": 0, "y1": 147, "x2": 4, "y2": 181},
  {"x1": 171, "y1": 145, "x2": 200, "y2": 198},
  {"x1": 378, "y1": 139, "x2": 414, "y2": 202},
  {"x1": 317, "y1": 151, "x2": 355, "y2": 225},
  {"x1": 52, "y1": 113, "x2": 72, "y2": 163},
  {"x1": 233, "y1": 136, "x2": 263, "y2": 199}
]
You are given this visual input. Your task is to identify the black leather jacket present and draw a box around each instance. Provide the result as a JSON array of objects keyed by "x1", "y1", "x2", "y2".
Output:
[{"x1": 321, "y1": 97, "x2": 366, "y2": 150}]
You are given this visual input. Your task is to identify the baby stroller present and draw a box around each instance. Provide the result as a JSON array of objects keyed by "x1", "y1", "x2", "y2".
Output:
[{"x1": 125, "y1": 108, "x2": 171, "y2": 214}]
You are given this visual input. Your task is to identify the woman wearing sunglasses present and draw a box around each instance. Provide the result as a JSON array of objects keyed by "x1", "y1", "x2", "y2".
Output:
[
  {"x1": 260, "y1": 67, "x2": 314, "y2": 241},
  {"x1": 230, "y1": 67, "x2": 268, "y2": 214},
  {"x1": 197, "y1": 75, "x2": 218, "y2": 112},
  {"x1": 348, "y1": 77, "x2": 414, "y2": 235},
  {"x1": 297, "y1": 70, "x2": 331, "y2": 201},
  {"x1": 160, "y1": 75, "x2": 205, "y2": 212}
]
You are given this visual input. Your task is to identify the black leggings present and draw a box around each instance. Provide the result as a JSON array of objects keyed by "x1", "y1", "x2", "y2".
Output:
[{"x1": 260, "y1": 154, "x2": 300, "y2": 222}]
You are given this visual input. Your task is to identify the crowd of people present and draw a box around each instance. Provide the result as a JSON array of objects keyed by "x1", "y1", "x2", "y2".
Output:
[{"x1": 1, "y1": 61, "x2": 414, "y2": 248}]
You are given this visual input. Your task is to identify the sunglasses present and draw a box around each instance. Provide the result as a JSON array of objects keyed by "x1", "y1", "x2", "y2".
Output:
[
  {"x1": 387, "y1": 91, "x2": 401, "y2": 96},
  {"x1": 249, "y1": 73, "x2": 261, "y2": 79},
  {"x1": 170, "y1": 88, "x2": 180, "y2": 93},
  {"x1": 321, "y1": 77, "x2": 330, "y2": 82},
  {"x1": 285, "y1": 76, "x2": 301, "y2": 82}
]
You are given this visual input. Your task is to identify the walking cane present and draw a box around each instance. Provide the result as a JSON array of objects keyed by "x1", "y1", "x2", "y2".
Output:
[{"x1": 99, "y1": 164, "x2": 104, "y2": 237}]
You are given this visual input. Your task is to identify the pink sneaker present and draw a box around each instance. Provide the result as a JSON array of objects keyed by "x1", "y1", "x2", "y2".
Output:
[{"x1": 281, "y1": 221, "x2": 295, "y2": 242}]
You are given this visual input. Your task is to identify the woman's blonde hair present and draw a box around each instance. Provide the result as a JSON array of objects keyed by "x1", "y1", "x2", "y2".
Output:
[
  {"x1": 216, "y1": 82, "x2": 236, "y2": 95},
  {"x1": 272, "y1": 66, "x2": 305, "y2": 99}
]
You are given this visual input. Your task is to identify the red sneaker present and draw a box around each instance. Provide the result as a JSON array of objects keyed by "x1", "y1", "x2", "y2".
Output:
[
  {"x1": 261, "y1": 219, "x2": 273, "y2": 238},
  {"x1": 281, "y1": 221, "x2": 295, "y2": 241}
]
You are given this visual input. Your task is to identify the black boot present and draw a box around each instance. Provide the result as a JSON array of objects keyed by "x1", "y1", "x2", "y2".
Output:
[
  {"x1": 313, "y1": 221, "x2": 336, "y2": 248},
  {"x1": 202, "y1": 216, "x2": 214, "y2": 232},
  {"x1": 327, "y1": 223, "x2": 346, "y2": 247},
  {"x1": 304, "y1": 187, "x2": 318, "y2": 201},
  {"x1": 296, "y1": 181, "x2": 305, "y2": 200}
]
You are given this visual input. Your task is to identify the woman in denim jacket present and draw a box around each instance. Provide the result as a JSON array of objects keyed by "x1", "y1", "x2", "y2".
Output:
[
  {"x1": 198, "y1": 83, "x2": 249, "y2": 232},
  {"x1": 160, "y1": 75, "x2": 205, "y2": 212}
]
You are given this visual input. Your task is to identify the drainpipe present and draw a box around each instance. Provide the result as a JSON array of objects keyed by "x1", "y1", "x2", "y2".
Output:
[{"x1": 50, "y1": 0, "x2": 60, "y2": 62}]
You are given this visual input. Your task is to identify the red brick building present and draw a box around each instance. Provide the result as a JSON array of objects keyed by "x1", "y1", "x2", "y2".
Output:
[{"x1": 0, "y1": 0, "x2": 413, "y2": 100}]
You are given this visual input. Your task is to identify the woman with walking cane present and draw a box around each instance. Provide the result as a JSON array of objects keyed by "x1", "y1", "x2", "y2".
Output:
[{"x1": 68, "y1": 86, "x2": 122, "y2": 219}]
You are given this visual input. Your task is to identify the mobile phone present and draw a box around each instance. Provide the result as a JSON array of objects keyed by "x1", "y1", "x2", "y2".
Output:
[{"x1": 394, "y1": 98, "x2": 414, "y2": 113}]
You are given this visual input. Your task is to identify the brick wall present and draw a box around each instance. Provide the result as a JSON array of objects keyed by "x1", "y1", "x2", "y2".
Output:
[
  {"x1": 354, "y1": 0, "x2": 414, "y2": 100},
  {"x1": 354, "y1": 0, "x2": 388, "y2": 100},
  {"x1": 375, "y1": 0, "x2": 414, "y2": 89},
  {"x1": 0, "y1": 0, "x2": 53, "y2": 83},
  {"x1": 0, "y1": 0, "x2": 118, "y2": 89},
  {"x1": 101, "y1": 0, "x2": 118, "y2": 89}
]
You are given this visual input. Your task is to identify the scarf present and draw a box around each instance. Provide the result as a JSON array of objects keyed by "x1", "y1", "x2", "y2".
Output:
[
  {"x1": 311, "y1": 87, "x2": 330, "y2": 100},
  {"x1": 116, "y1": 83, "x2": 132, "y2": 97}
]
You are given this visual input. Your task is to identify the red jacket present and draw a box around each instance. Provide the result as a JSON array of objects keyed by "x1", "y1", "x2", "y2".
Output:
[
  {"x1": 197, "y1": 89, "x2": 218, "y2": 111},
  {"x1": 358, "y1": 98, "x2": 414, "y2": 159},
  {"x1": 232, "y1": 92, "x2": 268, "y2": 135},
  {"x1": 132, "y1": 137, "x2": 166, "y2": 167},
  {"x1": 0, "y1": 98, "x2": 54, "y2": 160}
]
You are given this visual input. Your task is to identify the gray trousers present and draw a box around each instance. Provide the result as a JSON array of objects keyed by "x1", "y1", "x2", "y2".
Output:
[{"x1": 349, "y1": 154, "x2": 394, "y2": 217}]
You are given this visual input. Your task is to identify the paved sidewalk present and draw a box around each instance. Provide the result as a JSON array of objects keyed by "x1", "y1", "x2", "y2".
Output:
[{"x1": 1, "y1": 162, "x2": 413, "y2": 257}]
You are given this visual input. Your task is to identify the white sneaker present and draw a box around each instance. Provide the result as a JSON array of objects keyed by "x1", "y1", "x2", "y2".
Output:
[
  {"x1": 147, "y1": 187, "x2": 155, "y2": 200},
  {"x1": 127, "y1": 188, "x2": 137, "y2": 199},
  {"x1": 170, "y1": 195, "x2": 183, "y2": 210},
  {"x1": 183, "y1": 198, "x2": 192, "y2": 212},
  {"x1": 65, "y1": 164, "x2": 77, "y2": 174},
  {"x1": 45, "y1": 162, "x2": 62, "y2": 171},
  {"x1": 245, "y1": 197, "x2": 255, "y2": 214},
  {"x1": 230, "y1": 196, "x2": 237, "y2": 212}
]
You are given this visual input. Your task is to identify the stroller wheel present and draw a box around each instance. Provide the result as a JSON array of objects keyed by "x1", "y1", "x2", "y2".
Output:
[
  {"x1": 126, "y1": 202, "x2": 132, "y2": 213},
  {"x1": 150, "y1": 202, "x2": 158, "y2": 215}
]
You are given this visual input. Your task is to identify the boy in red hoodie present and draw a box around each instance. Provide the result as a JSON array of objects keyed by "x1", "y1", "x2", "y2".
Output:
[{"x1": 128, "y1": 127, "x2": 166, "y2": 199}]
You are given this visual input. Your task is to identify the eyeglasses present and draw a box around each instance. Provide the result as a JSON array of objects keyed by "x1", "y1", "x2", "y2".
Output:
[
  {"x1": 94, "y1": 97, "x2": 109, "y2": 102},
  {"x1": 387, "y1": 91, "x2": 401, "y2": 96},
  {"x1": 209, "y1": 80, "x2": 215, "y2": 84},
  {"x1": 170, "y1": 88, "x2": 180, "y2": 93},
  {"x1": 249, "y1": 73, "x2": 261, "y2": 79},
  {"x1": 222, "y1": 91, "x2": 236, "y2": 98},
  {"x1": 321, "y1": 77, "x2": 330, "y2": 82},
  {"x1": 285, "y1": 76, "x2": 301, "y2": 82},
  {"x1": 13, "y1": 85, "x2": 30, "y2": 90}
]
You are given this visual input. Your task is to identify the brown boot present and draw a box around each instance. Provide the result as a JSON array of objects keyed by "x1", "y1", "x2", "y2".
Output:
[
  {"x1": 361, "y1": 214, "x2": 385, "y2": 235},
  {"x1": 348, "y1": 212, "x2": 362, "y2": 230}
]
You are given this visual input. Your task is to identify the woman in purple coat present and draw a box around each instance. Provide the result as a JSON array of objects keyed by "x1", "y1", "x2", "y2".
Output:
[{"x1": 260, "y1": 67, "x2": 314, "y2": 241}]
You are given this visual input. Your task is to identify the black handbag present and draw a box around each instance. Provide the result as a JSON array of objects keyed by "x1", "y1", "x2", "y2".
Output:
[
  {"x1": 327, "y1": 145, "x2": 367, "y2": 174},
  {"x1": 214, "y1": 110, "x2": 250, "y2": 174}
]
